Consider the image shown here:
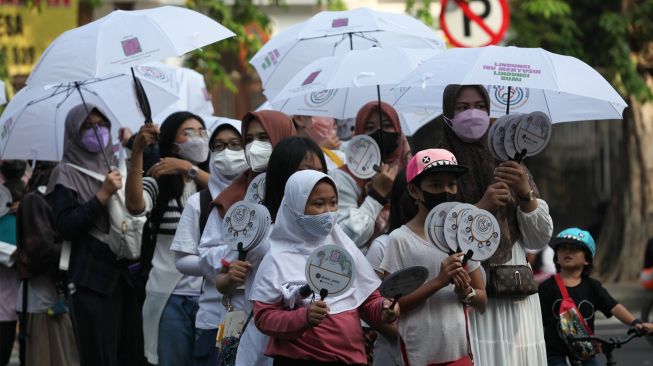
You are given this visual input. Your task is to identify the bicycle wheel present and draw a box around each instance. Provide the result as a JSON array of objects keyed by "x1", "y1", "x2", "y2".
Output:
[{"x1": 642, "y1": 298, "x2": 653, "y2": 346}]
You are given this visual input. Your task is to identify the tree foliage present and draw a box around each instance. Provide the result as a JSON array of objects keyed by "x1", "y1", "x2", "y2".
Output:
[
  {"x1": 184, "y1": 0, "x2": 277, "y2": 91},
  {"x1": 508, "y1": 0, "x2": 653, "y2": 102}
]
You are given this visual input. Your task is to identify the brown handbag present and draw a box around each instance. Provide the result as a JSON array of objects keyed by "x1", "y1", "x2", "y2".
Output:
[{"x1": 487, "y1": 264, "x2": 538, "y2": 299}]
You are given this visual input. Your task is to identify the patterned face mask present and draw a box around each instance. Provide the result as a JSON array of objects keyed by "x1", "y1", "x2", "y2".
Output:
[{"x1": 295, "y1": 211, "x2": 338, "y2": 240}]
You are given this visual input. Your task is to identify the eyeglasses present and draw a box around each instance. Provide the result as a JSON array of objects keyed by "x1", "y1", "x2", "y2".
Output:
[
  {"x1": 211, "y1": 140, "x2": 243, "y2": 152},
  {"x1": 80, "y1": 120, "x2": 110, "y2": 131},
  {"x1": 183, "y1": 128, "x2": 209, "y2": 138}
]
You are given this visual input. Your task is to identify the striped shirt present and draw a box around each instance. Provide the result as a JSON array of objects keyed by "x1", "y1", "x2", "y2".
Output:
[{"x1": 143, "y1": 177, "x2": 196, "y2": 235}]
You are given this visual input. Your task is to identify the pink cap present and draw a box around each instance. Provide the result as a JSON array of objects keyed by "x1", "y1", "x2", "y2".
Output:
[{"x1": 406, "y1": 149, "x2": 468, "y2": 183}]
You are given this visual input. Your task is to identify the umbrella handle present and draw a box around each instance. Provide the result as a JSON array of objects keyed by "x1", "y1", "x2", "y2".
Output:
[
  {"x1": 237, "y1": 242, "x2": 247, "y2": 261},
  {"x1": 376, "y1": 85, "x2": 385, "y2": 164}
]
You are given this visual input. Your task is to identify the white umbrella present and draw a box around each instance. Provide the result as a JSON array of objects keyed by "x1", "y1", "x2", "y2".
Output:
[
  {"x1": 26, "y1": 6, "x2": 235, "y2": 87},
  {"x1": 251, "y1": 7, "x2": 446, "y2": 99},
  {"x1": 0, "y1": 81, "x2": 6, "y2": 106},
  {"x1": 133, "y1": 62, "x2": 214, "y2": 122},
  {"x1": 269, "y1": 47, "x2": 439, "y2": 119},
  {"x1": 394, "y1": 46, "x2": 627, "y2": 130},
  {"x1": 0, "y1": 74, "x2": 177, "y2": 161}
]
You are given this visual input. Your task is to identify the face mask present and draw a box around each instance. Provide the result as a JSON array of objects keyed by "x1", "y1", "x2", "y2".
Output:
[
  {"x1": 296, "y1": 211, "x2": 338, "y2": 240},
  {"x1": 213, "y1": 149, "x2": 248, "y2": 176},
  {"x1": 445, "y1": 109, "x2": 490, "y2": 143},
  {"x1": 420, "y1": 191, "x2": 455, "y2": 212},
  {"x1": 176, "y1": 135, "x2": 210, "y2": 164},
  {"x1": 368, "y1": 130, "x2": 400, "y2": 159},
  {"x1": 80, "y1": 126, "x2": 110, "y2": 153},
  {"x1": 245, "y1": 140, "x2": 273, "y2": 173}
]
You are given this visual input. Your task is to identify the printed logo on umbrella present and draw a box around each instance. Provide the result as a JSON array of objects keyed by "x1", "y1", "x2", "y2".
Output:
[
  {"x1": 135, "y1": 66, "x2": 168, "y2": 82},
  {"x1": 302, "y1": 70, "x2": 322, "y2": 86},
  {"x1": 121, "y1": 37, "x2": 143, "y2": 57},
  {"x1": 488, "y1": 85, "x2": 529, "y2": 111},
  {"x1": 304, "y1": 89, "x2": 338, "y2": 108},
  {"x1": 332, "y1": 18, "x2": 349, "y2": 28}
]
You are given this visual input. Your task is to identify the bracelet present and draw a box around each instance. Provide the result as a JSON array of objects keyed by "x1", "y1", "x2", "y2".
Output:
[
  {"x1": 518, "y1": 189, "x2": 535, "y2": 202},
  {"x1": 368, "y1": 188, "x2": 388, "y2": 206},
  {"x1": 631, "y1": 318, "x2": 643, "y2": 326},
  {"x1": 129, "y1": 169, "x2": 144, "y2": 175},
  {"x1": 220, "y1": 258, "x2": 231, "y2": 268},
  {"x1": 461, "y1": 288, "x2": 476, "y2": 304}
]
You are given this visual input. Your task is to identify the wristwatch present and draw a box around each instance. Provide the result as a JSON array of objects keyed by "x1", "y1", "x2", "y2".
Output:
[
  {"x1": 518, "y1": 189, "x2": 535, "y2": 202},
  {"x1": 462, "y1": 288, "x2": 476, "y2": 304},
  {"x1": 187, "y1": 165, "x2": 199, "y2": 179}
]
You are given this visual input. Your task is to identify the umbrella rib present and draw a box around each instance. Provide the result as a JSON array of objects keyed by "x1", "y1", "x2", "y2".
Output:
[{"x1": 542, "y1": 91, "x2": 554, "y2": 123}]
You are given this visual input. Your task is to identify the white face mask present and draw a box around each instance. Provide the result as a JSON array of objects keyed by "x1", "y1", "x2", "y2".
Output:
[
  {"x1": 245, "y1": 140, "x2": 273, "y2": 173},
  {"x1": 176, "y1": 135, "x2": 210, "y2": 164},
  {"x1": 212, "y1": 149, "x2": 248, "y2": 176}
]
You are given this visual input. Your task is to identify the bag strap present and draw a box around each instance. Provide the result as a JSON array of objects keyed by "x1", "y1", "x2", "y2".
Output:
[
  {"x1": 463, "y1": 305, "x2": 474, "y2": 363},
  {"x1": 241, "y1": 311, "x2": 254, "y2": 335},
  {"x1": 199, "y1": 188, "x2": 211, "y2": 236},
  {"x1": 66, "y1": 163, "x2": 105, "y2": 181},
  {"x1": 553, "y1": 274, "x2": 594, "y2": 335}
]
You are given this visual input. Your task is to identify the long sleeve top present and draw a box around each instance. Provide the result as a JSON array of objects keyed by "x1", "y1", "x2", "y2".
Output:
[
  {"x1": 50, "y1": 185, "x2": 134, "y2": 295},
  {"x1": 329, "y1": 169, "x2": 384, "y2": 249},
  {"x1": 253, "y1": 290, "x2": 386, "y2": 364}
]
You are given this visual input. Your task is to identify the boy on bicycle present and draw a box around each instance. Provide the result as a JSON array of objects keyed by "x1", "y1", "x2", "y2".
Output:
[{"x1": 538, "y1": 228, "x2": 653, "y2": 366}]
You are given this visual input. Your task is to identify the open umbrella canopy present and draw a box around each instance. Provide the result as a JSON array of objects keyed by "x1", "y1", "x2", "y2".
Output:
[
  {"x1": 0, "y1": 81, "x2": 5, "y2": 106},
  {"x1": 0, "y1": 74, "x2": 177, "y2": 161},
  {"x1": 269, "y1": 47, "x2": 439, "y2": 119},
  {"x1": 251, "y1": 7, "x2": 445, "y2": 100},
  {"x1": 394, "y1": 46, "x2": 628, "y2": 128},
  {"x1": 26, "y1": 6, "x2": 235, "y2": 87},
  {"x1": 133, "y1": 62, "x2": 214, "y2": 122}
]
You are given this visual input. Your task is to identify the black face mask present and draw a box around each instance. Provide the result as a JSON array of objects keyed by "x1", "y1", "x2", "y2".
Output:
[
  {"x1": 421, "y1": 191, "x2": 455, "y2": 212},
  {"x1": 368, "y1": 130, "x2": 400, "y2": 159}
]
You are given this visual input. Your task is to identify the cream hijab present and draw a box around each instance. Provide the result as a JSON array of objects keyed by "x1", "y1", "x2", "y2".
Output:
[{"x1": 250, "y1": 170, "x2": 380, "y2": 314}]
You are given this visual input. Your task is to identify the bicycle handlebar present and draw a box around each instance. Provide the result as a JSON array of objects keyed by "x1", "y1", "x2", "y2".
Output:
[{"x1": 567, "y1": 327, "x2": 646, "y2": 348}]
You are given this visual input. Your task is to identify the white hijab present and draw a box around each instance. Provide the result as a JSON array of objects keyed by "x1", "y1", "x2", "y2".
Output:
[
  {"x1": 250, "y1": 170, "x2": 380, "y2": 314},
  {"x1": 208, "y1": 119, "x2": 245, "y2": 197}
]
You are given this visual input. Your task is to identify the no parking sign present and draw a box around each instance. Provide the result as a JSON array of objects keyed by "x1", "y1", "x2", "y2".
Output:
[{"x1": 440, "y1": 0, "x2": 510, "y2": 48}]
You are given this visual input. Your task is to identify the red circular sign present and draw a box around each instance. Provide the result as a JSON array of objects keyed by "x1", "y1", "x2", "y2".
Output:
[{"x1": 440, "y1": 0, "x2": 510, "y2": 48}]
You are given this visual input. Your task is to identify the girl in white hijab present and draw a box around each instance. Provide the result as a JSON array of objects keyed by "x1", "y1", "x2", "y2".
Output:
[{"x1": 250, "y1": 170, "x2": 398, "y2": 365}]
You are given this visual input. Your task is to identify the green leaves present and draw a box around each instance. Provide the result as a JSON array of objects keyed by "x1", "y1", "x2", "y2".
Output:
[
  {"x1": 185, "y1": 0, "x2": 275, "y2": 91},
  {"x1": 509, "y1": 0, "x2": 653, "y2": 102}
]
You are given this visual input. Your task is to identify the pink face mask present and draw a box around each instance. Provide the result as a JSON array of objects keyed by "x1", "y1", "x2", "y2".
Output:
[
  {"x1": 445, "y1": 108, "x2": 490, "y2": 143},
  {"x1": 305, "y1": 116, "x2": 334, "y2": 143}
]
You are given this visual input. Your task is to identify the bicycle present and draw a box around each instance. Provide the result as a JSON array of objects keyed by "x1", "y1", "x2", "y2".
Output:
[
  {"x1": 642, "y1": 293, "x2": 653, "y2": 346},
  {"x1": 567, "y1": 327, "x2": 645, "y2": 366}
]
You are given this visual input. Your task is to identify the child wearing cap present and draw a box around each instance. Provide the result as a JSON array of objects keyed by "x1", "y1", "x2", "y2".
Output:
[
  {"x1": 380, "y1": 149, "x2": 487, "y2": 366},
  {"x1": 538, "y1": 228, "x2": 653, "y2": 366}
]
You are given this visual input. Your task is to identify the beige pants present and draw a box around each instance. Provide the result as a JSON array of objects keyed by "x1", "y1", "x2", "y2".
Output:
[{"x1": 24, "y1": 312, "x2": 79, "y2": 366}]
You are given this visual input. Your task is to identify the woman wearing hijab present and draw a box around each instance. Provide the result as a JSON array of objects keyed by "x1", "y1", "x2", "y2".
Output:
[
  {"x1": 329, "y1": 101, "x2": 411, "y2": 252},
  {"x1": 437, "y1": 85, "x2": 553, "y2": 365},
  {"x1": 197, "y1": 110, "x2": 296, "y2": 366},
  {"x1": 126, "y1": 111, "x2": 211, "y2": 366},
  {"x1": 169, "y1": 119, "x2": 247, "y2": 366},
  {"x1": 47, "y1": 104, "x2": 143, "y2": 366},
  {"x1": 250, "y1": 170, "x2": 398, "y2": 365}
]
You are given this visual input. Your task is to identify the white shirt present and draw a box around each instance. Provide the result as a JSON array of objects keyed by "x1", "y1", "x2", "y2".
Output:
[
  {"x1": 171, "y1": 193, "x2": 225, "y2": 330},
  {"x1": 381, "y1": 225, "x2": 480, "y2": 366}
]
